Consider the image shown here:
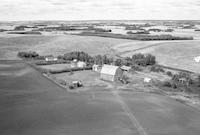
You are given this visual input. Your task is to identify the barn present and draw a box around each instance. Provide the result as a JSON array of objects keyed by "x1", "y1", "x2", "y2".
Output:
[{"x1": 100, "y1": 64, "x2": 123, "y2": 82}]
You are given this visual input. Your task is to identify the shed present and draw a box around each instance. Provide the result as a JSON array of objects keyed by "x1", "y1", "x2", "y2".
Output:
[
  {"x1": 121, "y1": 65, "x2": 131, "y2": 72},
  {"x1": 77, "y1": 61, "x2": 86, "y2": 68},
  {"x1": 194, "y1": 56, "x2": 200, "y2": 63},
  {"x1": 92, "y1": 64, "x2": 101, "y2": 72},
  {"x1": 100, "y1": 64, "x2": 123, "y2": 82}
]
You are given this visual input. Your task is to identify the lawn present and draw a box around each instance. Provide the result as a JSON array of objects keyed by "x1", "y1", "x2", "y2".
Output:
[
  {"x1": 39, "y1": 64, "x2": 71, "y2": 71},
  {"x1": 52, "y1": 70, "x2": 107, "y2": 87}
]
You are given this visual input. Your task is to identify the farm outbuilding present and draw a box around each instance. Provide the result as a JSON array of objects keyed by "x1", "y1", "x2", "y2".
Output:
[
  {"x1": 45, "y1": 56, "x2": 58, "y2": 62},
  {"x1": 92, "y1": 64, "x2": 101, "y2": 72},
  {"x1": 120, "y1": 65, "x2": 131, "y2": 72},
  {"x1": 100, "y1": 64, "x2": 123, "y2": 82},
  {"x1": 194, "y1": 56, "x2": 200, "y2": 63}
]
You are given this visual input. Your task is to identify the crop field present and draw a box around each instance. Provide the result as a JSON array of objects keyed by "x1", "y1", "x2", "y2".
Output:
[
  {"x1": 0, "y1": 34, "x2": 132, "y2": 60},
  {"x1": 113, "y1": 40, "x2": 171, "y2": 54},
  {"x1": 119, "y1": 40, "x2": 200, "y2": 73},
  {"x1": 1, "y1": 61, "x2": 200, "y2": 135}
]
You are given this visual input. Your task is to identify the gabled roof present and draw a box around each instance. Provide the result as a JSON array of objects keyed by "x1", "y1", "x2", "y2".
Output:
[
  {"x1": 121, "y1": 65, "x2": 131, "y2": 71},
  {"x1": 77, "y1": 61, "x2": 86, "y2": 64},
  {"x1": 100, "y1": 64, "x2": 119, "y2": 76}
]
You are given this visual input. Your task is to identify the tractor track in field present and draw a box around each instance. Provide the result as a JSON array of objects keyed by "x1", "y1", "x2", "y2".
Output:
[{"x1": 112, "y1": 89, "x2": 148, "y2": 135}]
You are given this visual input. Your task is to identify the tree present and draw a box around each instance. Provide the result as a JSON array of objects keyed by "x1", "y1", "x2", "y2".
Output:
[
  {"x1": 198, "y1": 75, "x2": 200, "y2": 87},
  {"x1": 17, "y1": 51, "x2": 39, "y2": 59},
  {"x1": 115, "y1": 59, "x2": 123, "y2": 66},
  {"x1": 131, "y1": 53, "x2": 156, "y2": 66}
]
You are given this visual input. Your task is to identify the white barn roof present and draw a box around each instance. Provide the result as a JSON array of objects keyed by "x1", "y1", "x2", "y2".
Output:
[{"x1": 101, "y1": 64, "x2": 119, "y2": 76}]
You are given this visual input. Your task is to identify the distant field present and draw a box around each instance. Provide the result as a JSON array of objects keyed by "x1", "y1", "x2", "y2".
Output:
[
  {"x1": 0, "y1": 34, "x2": 132, "y2": 60},
  {"x1": 120, "y1": 40, "x2": 200, "y2": 73}
]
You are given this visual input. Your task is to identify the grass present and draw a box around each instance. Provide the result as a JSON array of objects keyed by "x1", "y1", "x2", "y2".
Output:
[
  {"x1": 52, "y1": 70, "x2": 106, "y2": 87},
  {"x1": 0, "y1": 61, "x2": 135, "y2": 135},
  {"x1": 1, "y1": 61, "x2": 200, "y2": 135},
  {"x1": 39, "y1": 64, "x2": 71, "y2": 71}
]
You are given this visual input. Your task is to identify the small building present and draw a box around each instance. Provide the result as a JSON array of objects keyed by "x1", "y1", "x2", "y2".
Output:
[
  {"x1": 100, "y1": 64, "x2": 123, "y2": 82},
  {"x1": 77, "y1": 61, "x2": 87, "y2": 68},
  {"x1": 92, "y1": 64, "x2": 101, "y2": 72},
  {"x1": 45, "y1": 56, "x2": 58, "y2": 62},
  {"x1": 120, "y1": 65, "x2": 131, "y2": 72},
  {"x1": 144, "y1": 77, "x2": 152, "y2": 83},
  {"x1": 194, "y1": 56, "x2": 200, "y2": 63},
  {"x1": 71, "y1": 59, "x2": 78, "y2": 68}
]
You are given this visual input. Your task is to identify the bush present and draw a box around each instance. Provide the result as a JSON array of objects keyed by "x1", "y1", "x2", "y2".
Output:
[
  {"x1": 18, "y1": 51, "x2": 39, "y2": 59},
  {"x1": 69, "y1": 84, "x2": 75, "y2": 89},
  {"x1": 163, "y1": 81, "x2": 172, "y2": 87},
  {"x1": 163, "y1": 81, "x2": 177, "y2": 89},
  {"x1": 131, "y1": 64, "x2": 143, "y2": 71},
  {"x1": 63, "y1": 51, "x2": 93, "y2": 62},
  {"x1": 120, "y1": 75, "x2": 129, "y2": 84},
  {"x1": 150, "y1": 66, "x2": 165, "y2": 72},
  {"x1": 166, "y1": 71, "x2": 173, "y2": 77}
]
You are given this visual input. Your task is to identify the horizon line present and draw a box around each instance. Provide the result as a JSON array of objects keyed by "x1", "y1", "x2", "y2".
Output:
[{"x1": 1, "y1": 19, "x2": 200, "y2": 22}]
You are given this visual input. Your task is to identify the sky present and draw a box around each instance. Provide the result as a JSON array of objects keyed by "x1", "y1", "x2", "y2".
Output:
[{"x1": 0, "y1": 0, "x2": 200, "y2": 21}]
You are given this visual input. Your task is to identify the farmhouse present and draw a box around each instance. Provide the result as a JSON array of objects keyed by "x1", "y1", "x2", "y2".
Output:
[
  {"x1": 100, "y1": 64, "x2": 123, "y2": 82},
  {"x1": 92, "y1": 64, "x2": 101, "y2": 72},
  {"x1": 45, "y1": 56, "x2": 58, "y2": 62},
  {"x1": 70, "y1": 60, "x2": 86, "y2": 68},
  {"x1": 71, "y1": 59, "x2": 78, "y2": 68},
  {"x1": 120, "y1": 65, "x2": 131, "y2": 72},
  {"x1": 77, "y1": 61, "x2": 87, "y2": 68}
]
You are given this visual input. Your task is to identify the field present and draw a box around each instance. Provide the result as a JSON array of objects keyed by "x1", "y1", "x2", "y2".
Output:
[
  {"x1": 39, "y1": 64, "x2": 71, "y2": 71},
  {"x1": 1, "y1": 33, "x2": 200, "y2": 73},
  {"x1": 120, "y1": 40, "x2": 200, "y2": 73},
  {"x1": 1, "y1": 61, "x2": 200, "y2": 135},
  {"x1": 0, "y1": 34, "x2": 132, "y2": 60}
]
